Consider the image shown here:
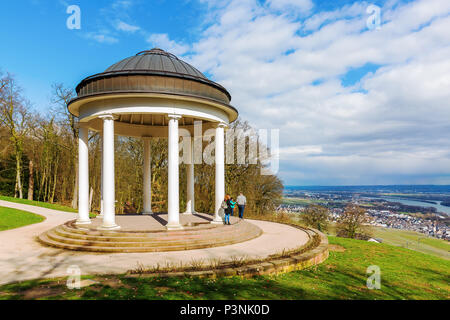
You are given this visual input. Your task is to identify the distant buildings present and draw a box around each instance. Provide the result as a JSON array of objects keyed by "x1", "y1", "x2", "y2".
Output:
[{"x1": 280, "y1": 192, "x2": 450, "y2": 241}]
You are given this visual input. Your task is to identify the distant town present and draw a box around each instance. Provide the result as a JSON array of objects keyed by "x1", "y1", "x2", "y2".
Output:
[{"x1": 279, "y1": 186, "x2": 450, "y2": 241}]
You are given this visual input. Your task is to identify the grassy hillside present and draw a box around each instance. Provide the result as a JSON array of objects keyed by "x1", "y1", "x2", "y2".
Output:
[
  {"x1": 0, "y1": 206, "x2": 45, "y2": 231},
  {"x1": 0, "y1": 236, "x2": 448, "y2": 300},
  {"x1": 322, "y1": 221, "x2": 449, "y2": 260},
  {"x1": 373, "y1": 227, "x2": 449, "y2": 260},
  {"x1": 282, "y1": 197, "x2": 328, "y2": 205}
]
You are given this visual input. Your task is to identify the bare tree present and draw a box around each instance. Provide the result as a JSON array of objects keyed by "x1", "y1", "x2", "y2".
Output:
[
  {"x1": 0, "y1": 73, "x2": 31, "y2": 198},
  {"x1": 301, "y1": 204, "x2": 329, "y2": 232},
  {"x1": 27, "y1": 159, "x2": 34, "y2": 200},
  {"x1": 336, "y1": 203, "x2": 373, "y2": 239},
  {"x1": 51, "y1": 83, "x2": 78, "y2": 208}
]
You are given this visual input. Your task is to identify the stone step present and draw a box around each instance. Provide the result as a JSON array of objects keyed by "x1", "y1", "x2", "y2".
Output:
[
  {"x1": 54, "y1": 227, "x2": 216, "y2": 242},
  {"x1": 64, "y1": 224, "x2": 220, "y2": 235},
  {"x1": 52, "y1": 228, "x2": 256, "y2": 244},
  {"x1": 37, "y1": 231, "x2": 261, "y2": 253},
  {"x1": 61, "y1": 221, "x2": 243, "y2": 237},
  {"x1": 58, "y1": 223, "x2": 256, "y2": 240},
  {"x1": 46, "y1": 229, "x2": 253, "y2": 248},
  {"x1": 38, "y1": 218, "x2": 263, "y2": 253}
]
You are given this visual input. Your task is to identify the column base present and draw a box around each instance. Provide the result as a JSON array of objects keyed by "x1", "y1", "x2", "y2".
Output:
[
  {"x1": 141, "y1": 211, "x2": 153, "y2": 215},
  {"x1": 166, "y1": 223, "x2": 183, "y2": 230},
  {"x1": 97, "y1": 224, "x2": 121, "y2": 231},
  {"x1": 75, "y1": 219, "x2": 91, "y2": 225},
  {"x1": 182, "y1": 211, "x2": 196, "y2": 215},
  {"x1": 211, "y1": 217, "x2": 224, "y2": 224}
]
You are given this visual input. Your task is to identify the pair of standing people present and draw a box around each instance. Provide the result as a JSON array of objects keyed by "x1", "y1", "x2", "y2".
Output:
[{"x1": 221, "y1": 192, "x2": 247, "y2": 225}]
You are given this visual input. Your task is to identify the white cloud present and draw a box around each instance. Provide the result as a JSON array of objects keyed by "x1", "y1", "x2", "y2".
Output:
[
  {"x1": 279, "y1": 145, "x2": 323, "y2": 159},
  {"x1": 147, "y1": 33, "x2": 190, "y2": 55},
  {"x1": 111, "y1": 0, "x2": 133, "y2": 10},
  {"x1": 267, "y1": 0, "x2": 314, "y2": 14},
  {"x1": 116, "y1": 21, "x2": 140, "y2": 33},
  {"x1": 85, "y1": 32, "x2": 119, "y2": 44},
  {"x1": 301, "y1": 2, "x2": 367, "y2": 31},
  {"x1": 183, "y1": 0, "x2": 450, "y2": 185},
  {"x1": 82, "y1": 1, "x2": 138, "y2": 45}
]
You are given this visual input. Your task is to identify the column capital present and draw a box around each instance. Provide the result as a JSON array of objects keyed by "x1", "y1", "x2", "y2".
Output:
[
  {"x1": 216, "y1": 122, "x2": 228, "y2": 129},
  {"x1": 98, "y1": 113, "x2": 118, "y2": 121},
  {"x1": 167, "y1": 114, "x2": 182, "y2": 120}
]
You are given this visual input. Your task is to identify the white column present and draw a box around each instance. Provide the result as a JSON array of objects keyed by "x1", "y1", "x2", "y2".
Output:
[
  {"x1": 99, "y1": 132, "x2": 104, "y2": 217},
  {"x1": 142, "y1": 137, "x2": 153, "y2": 214},
  {"x1": 76, "y1": 126, "x2": 91, "y2": 225},
  {"x1": 212, "y1": 123, "x2": 227, "y2": 224},
  {"x1": 184, "y1": 137, "x2": 195, "y2": 214},
  {"x1": 167, "y1": 114, "x2": 183, "y2": 230},
  {"x1": 98, "y1": 114, "x2": 120, "y2": 230}
]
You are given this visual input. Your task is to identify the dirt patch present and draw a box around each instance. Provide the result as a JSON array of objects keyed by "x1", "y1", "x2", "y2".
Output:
[
  {"x1": 96, "y1": 278, "x2": 132, "y2": 289},
  {"x1": 328, "y1": 244, "x2": 346, "y2": 252},
  {"x1": 154, "y1": 286, "x2": 171, "y2": 293},
  {"x1": 22, "y1": 286, "x2": 65, "y2": 300}
]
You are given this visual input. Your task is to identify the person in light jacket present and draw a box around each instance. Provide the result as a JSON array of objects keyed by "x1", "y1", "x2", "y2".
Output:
[
  {"x1": 229, "y1": 197, "x2": 236, "y2": 216},
  {"x1": 236, "y1": 192, "x2": 247, "y2": 219}
]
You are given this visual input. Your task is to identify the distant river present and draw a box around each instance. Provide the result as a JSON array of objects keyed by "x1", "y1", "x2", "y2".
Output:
[{"x1": 376, "y1": 196, "x2": 450, "y2": 215}]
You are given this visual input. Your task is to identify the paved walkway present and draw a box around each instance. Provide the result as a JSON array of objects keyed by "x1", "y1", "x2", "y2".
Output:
[{"x1": 0, "y1": 200, "x2": 309, "y2": 285}]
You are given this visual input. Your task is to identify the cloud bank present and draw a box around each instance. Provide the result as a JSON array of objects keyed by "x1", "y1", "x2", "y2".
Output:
[{"x1": 180, "y1": 0, "x2": 450, "y2": 185}]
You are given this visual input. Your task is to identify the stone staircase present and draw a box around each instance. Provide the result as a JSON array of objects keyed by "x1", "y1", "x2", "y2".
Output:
[{"x1": 37, "y1": 219, "x2": 263, "y2": 253}]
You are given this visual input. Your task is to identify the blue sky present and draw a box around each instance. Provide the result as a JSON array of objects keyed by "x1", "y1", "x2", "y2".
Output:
[
  {"x1": 0, "y1": 0, "x2": 209, "y2": 109},
  {"x1": 1, "y1": 0, "x2": 450, "y2": 186},
  {"x1": 0, "y1": 0, "x2": 386, "y2": 108}
]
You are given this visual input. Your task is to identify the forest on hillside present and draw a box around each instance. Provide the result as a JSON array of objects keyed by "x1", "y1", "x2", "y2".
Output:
[{"x1": 0, "y1": 71, "x2": 283, "y2": 215}]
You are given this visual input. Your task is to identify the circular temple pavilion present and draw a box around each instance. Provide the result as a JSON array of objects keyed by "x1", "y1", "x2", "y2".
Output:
[
  {"x1": 68, "y1": 48, "x2": 238, "y2": 230},
  {"x1": 34, "y1": 49, "x2": 327, "y2": 273}
]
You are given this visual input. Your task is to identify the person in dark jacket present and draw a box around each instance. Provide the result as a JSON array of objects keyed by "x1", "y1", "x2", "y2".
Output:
[
  {"x1": 223, "y1": 195, "x2": 231, "y2": 225},
  {"x1": 223, "y1": 195, "x2": 235, "y2": 224}
]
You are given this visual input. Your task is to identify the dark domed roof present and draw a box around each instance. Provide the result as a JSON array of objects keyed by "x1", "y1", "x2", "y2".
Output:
[
  {"x1": 75, "y1": 48, "x2": 231, "y2": 101},
  {"x1": 104, "y1": 48, "x2": 207, "y2": 80},
  {"x1": 69, "y1": 48, "x2": 238, "y2": 122}
]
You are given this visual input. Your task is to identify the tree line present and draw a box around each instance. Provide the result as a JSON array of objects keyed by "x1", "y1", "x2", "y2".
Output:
[{"x1": 0, "y1": 72, "x2": 283, "y2": 216}]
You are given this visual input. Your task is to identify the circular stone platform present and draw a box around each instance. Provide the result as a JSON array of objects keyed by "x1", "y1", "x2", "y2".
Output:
[
  {"x1": 37, "y1": 213, "x2": 263, "y2": 252},
  {"x1": 0, "y1": 200, "x2": 326, "y2": 285}
]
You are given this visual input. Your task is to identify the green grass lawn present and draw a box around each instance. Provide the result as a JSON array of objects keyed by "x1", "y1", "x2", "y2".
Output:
[
  {"x1": 0, "y1": 195, "x2": 96, "y2": 218},
  {"x1": 0, "y1": 236, "x2": 448, "y2": 300},
  {"x1": 0, "y1": 195, "x2": 77, "y2": 213},
  {"x1": 0, "y1": 206, "x2": 45, "y2": 231}
]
